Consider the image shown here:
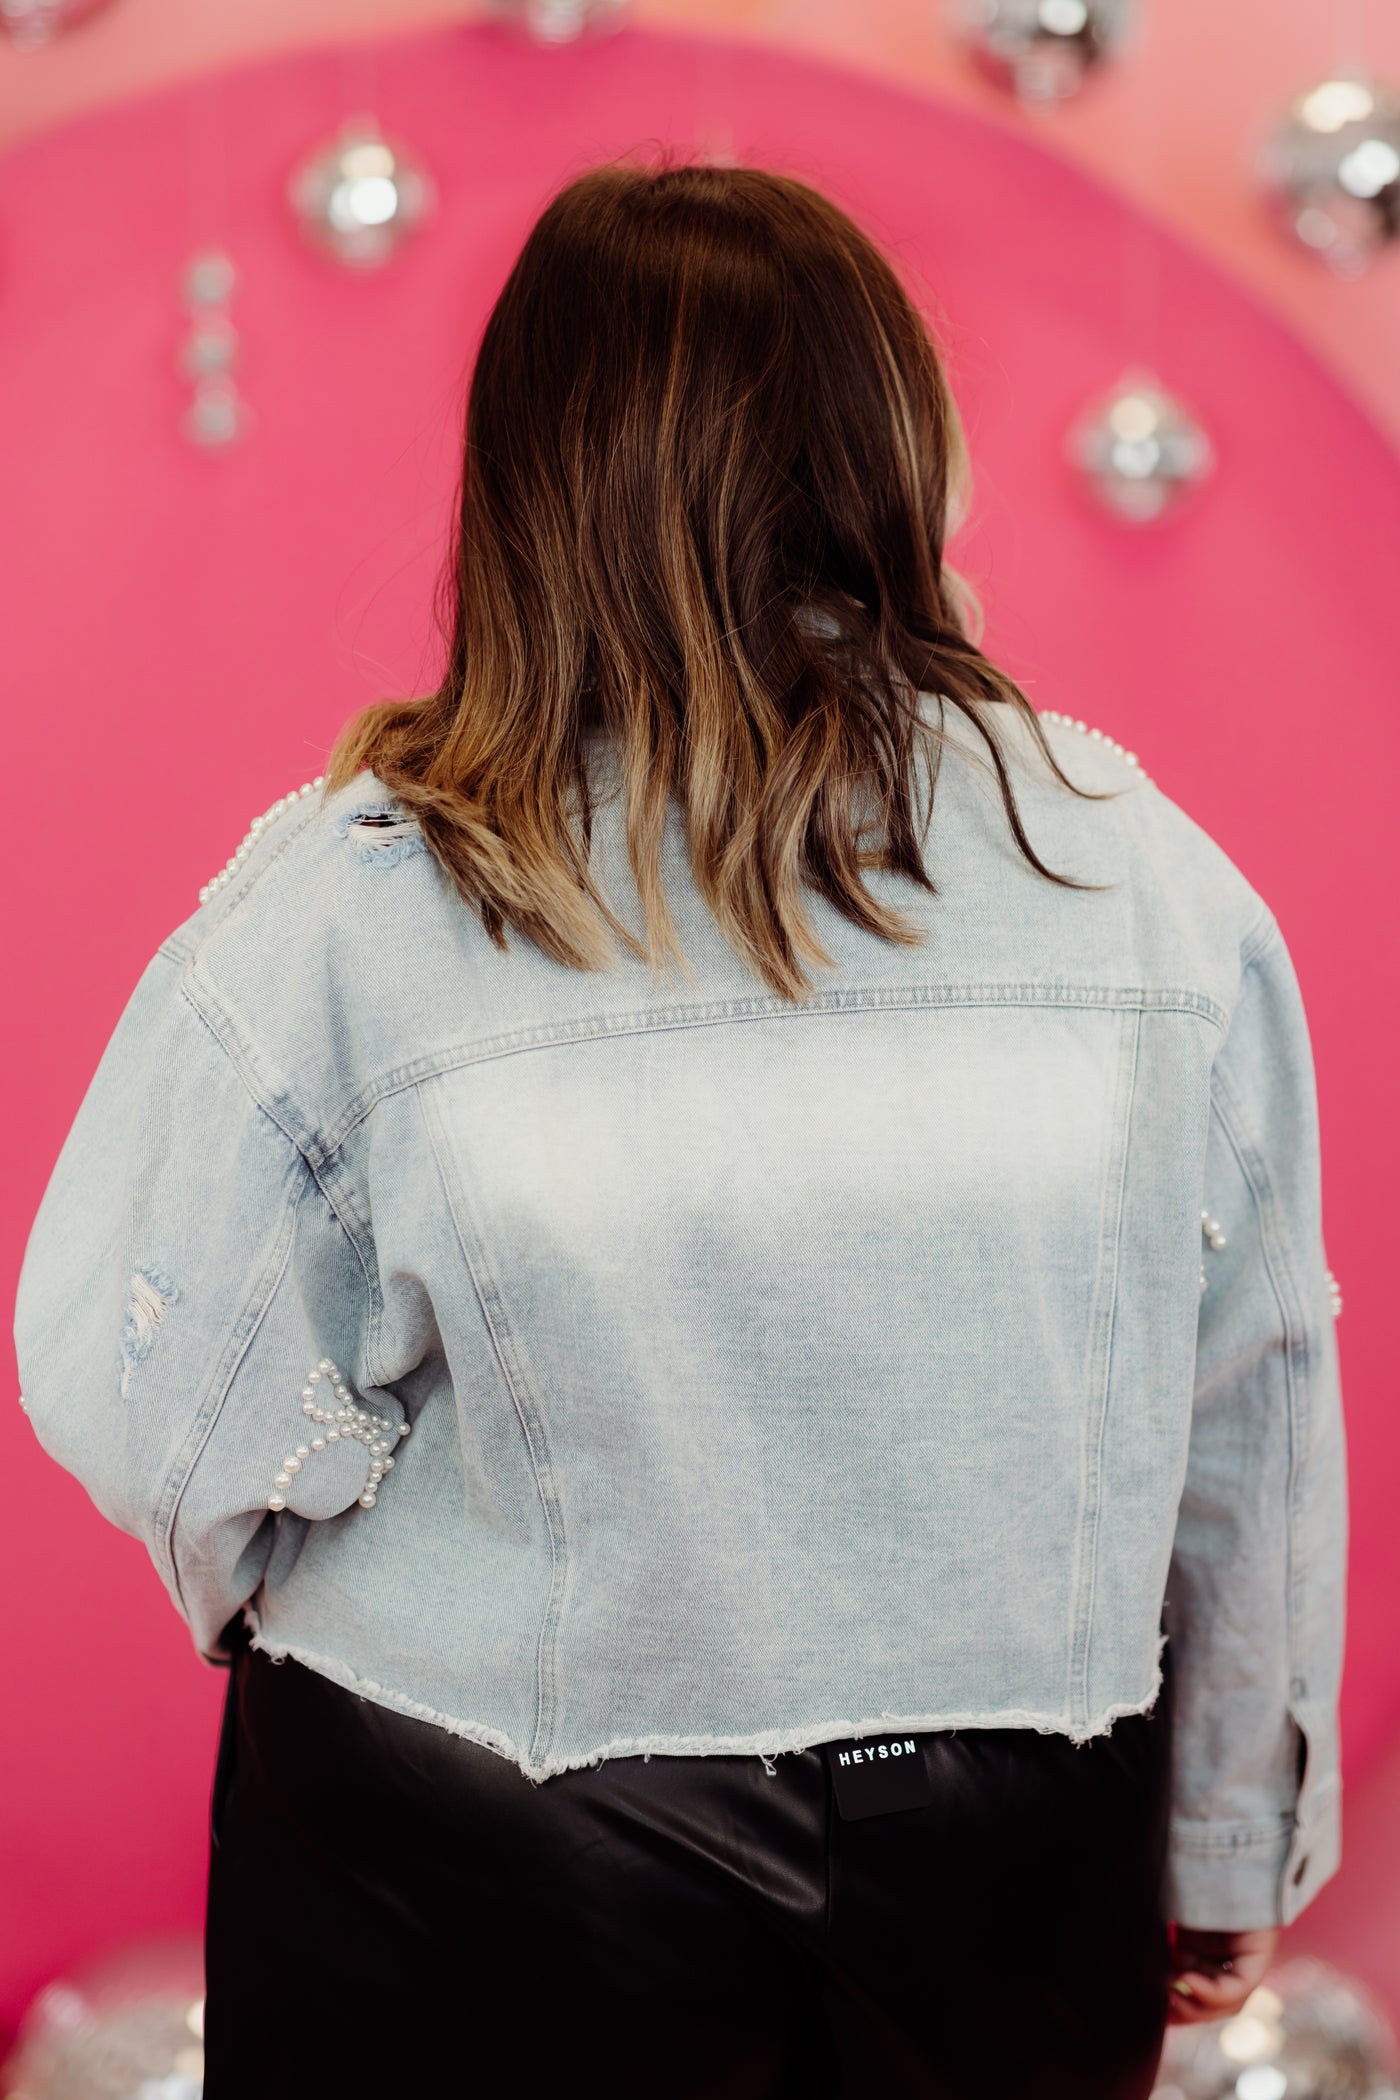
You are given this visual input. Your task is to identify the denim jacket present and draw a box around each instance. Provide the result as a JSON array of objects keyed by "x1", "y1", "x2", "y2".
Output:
[{"x1": 14, "y1": 698, "x2": 1345, "y2": 1929}]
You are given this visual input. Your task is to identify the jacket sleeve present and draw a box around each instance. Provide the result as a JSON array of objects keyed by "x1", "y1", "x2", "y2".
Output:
[
  {"x1": 14, "y1": 938, "x2": 406, "y2": 1663},
  {"x1": 1165, "y1": 913, "x2": 1347, "y2": 1929}
]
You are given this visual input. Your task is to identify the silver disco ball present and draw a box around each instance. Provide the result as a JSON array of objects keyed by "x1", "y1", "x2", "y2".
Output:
[
  {"x1": 1066, "y1": 371, "x2": 1213, "y2": 524},
  {"x1": 492, "y1": 0, "x2": 629, "y2": 42},
  {"x1": 1258, "y1": 73, "x2": 1400, "y2": 278},
  {"x1": 1154, "y1": 1960, "x2": 1400, "y2": 2100},
  {"x1": 177, "y1": 249, "x2": 250, "y2": 450},
  {"x1": 952, "y1": 0, "x2": 1135, "y2": 104},
  {"x1": 0, "y1": 0, "x2": 114, "y2": 46},
  {"x1": 287, "y1": 120, "x2": 434, "y2": 269},
  {"x1": 0, "y1": 1936, "x2": 206, "y2": 2098}
]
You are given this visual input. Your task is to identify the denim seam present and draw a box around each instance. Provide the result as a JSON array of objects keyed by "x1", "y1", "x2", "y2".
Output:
[
  {"x1": 178, "y1": 973, "x2": 321, "y2": 1161},
  {"x1": 308, "y1": 987, "x2": 1226, "y2": 1167},
  {"x1": 237, "y1": 1614, "x2": 1167, "y2": 1783},
  {"x1": 1170, "y1": 1774, "x2": 1338, "y2": 1859},
  {"x1": 307, "y1": 1150, "x2": 387, "y2": 1391},
  {"x1": 1238, "y1": 907, "x2": 1280, "y2": 972},
  {"x1": 189, "y1": 793, "x2": 327, "y2": 935},
  {"x1": 1208, "y1": 963, "x2": 1314, "y2": 1825},
  {"x1": 1067, "y1": 1006, "x2": 1142, "y2": 1732},
  {"x1": 1170, "y1": 1815, "x2": 1295, "y2": 1857},
  {"x1": 155, "y1": 1136, "x2": 302, "y2": 1613},
  {"x1": 178, "y1": 960, "x2": 1226, "y2": 1172},
  {"x1": 418, "y1": 1077, "x2": 568, "y2": 1768}
]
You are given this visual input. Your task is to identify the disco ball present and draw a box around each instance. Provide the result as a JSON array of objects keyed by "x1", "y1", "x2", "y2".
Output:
[
  {"x1": 1154, "y1": 1959, "x2": 1400, "y2": 2100},
  {"x1": 1258, "y1": 73, "x2": 1400, "y2": 277},
  {"x1": 0, "y1": 1935, "x2": 206, "y2": 2098},
  {"x1": 1066, "y1": 371, "x2": 1214, "y2": 524},
  {"x1": 952, "y1": 0, "x2": 1135, "y2": 104},
  {"x1": 287, "y1": 120, "x2": 434, "y2": 269},
  {"x1": 0, "y1": 0, "x2": 114, "y2": 47},
  {"x1": 492, "y1": 0, "x2": 629, "y2": 43}
]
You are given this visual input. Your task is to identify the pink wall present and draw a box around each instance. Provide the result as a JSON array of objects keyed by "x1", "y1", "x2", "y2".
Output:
[
  {"x1": 4, "y1": 18, "x2": 1400, "y2": 2037},
  {"x1": 3, "y1": 0, "x2": 1399, "y2": 452}
]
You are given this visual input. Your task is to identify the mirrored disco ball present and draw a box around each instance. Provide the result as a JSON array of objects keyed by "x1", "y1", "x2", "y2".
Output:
[
  {"x1": 0, "y1": 0, "x2": 114, "y2": 46},
  {"x1": 1154, "y1": 1959, "x2": 1400, "y2": 2100},
  {"x1": 1066, "y1": 371, "x2": 1213, "y2": 523},
  {"x1": 287, "y1": 120, "x2": 434, "y2": 269},
  {"x1": 0, "y1": 1935, "x2": 206, "y2": 2098},
  {"x1": 952, "y1": 0, "x2": 1135, "y2": 104},
  {"x1": 491, "y1": 0, "x2": 629, "y2": 43},
  {"x1": 1258, "y1": 73, "x2": 1400, "y2": 278}
]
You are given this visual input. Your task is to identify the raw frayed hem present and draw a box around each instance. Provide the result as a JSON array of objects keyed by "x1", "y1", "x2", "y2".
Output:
[{"x1": 241, "y1": 1606, "x2": 1168, "y2": 1785}]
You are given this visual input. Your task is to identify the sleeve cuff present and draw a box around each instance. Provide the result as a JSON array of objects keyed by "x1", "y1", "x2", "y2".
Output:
[{"x1": 1168, "y1": 1776, "x2": 1341, "y2": 1929}]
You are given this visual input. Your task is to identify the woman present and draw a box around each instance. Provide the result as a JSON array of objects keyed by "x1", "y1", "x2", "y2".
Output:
[{"x1": 15, "y1": 160, "x2": 1344, "y2": 2098}]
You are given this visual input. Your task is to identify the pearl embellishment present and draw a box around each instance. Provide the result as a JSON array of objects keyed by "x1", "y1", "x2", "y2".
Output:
[
  {"x1": 1326, "y1": 1270, "x2": 1343, "y2": 1319},
  {"x1": 266, "y1": 1354, "x2": 411, "y2": 1515},
  {"x1": 199, "y1": 776, "x2": 326, "y2": 905},
  {"x1": 1199, "y1": 1207, "x2": 1226, "y2": 1295},
  {"x1": 1036, "y1": 711, "x2": 1150, "y2": 782}
]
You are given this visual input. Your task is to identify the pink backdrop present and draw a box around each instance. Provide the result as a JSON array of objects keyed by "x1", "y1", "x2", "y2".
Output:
[{"x1": 3, "y1": 20, "x2": 1399, "y2": 2035}]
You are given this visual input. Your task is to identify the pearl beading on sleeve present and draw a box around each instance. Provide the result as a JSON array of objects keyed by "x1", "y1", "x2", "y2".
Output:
[
  {"x1": 199, "y1": 776, "x2": 326, "y2": 904},
  {"x1": 266, "y1": 1356, "x2": 411, "y2": 1515},
  {"x1": 1199, "y1": 1207, "x2": 1227, "y2": 1295},
  {"x1": 1036, "y1": 711, "x2": 1149, "y2": 782}
]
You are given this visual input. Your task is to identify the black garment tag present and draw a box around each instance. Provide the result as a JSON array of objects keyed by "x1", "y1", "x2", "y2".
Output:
[{"x1": 823, "y1": 1733, "x2": 935, "y2": 1821}]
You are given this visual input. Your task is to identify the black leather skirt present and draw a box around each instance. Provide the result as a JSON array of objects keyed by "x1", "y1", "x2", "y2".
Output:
[{"x1": 203, "y1": 1628, "x2": 1173, "y2": 2099}]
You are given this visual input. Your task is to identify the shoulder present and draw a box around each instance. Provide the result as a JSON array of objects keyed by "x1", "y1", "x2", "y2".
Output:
[
  {"x1": 940, "y1": 700, "x2": 1277, "y2": 984},
  {"x1": 153, "y1": 768, "x2": 461, "y2": 1142},
  {"x1": 1029, "y1": 706, "x2": 1267, "y2": 921},
  {"x1": 165, "y1": 768, "x2": 433, "y2": 954}
]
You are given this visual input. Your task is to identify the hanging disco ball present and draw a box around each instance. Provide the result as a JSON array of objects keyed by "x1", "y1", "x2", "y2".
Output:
[
  {"x1": 287, "y1": 119, "x2": 434, "y2": 269},
  {"x1": 1066, "y1": 370, "x2": 1213, "y2": 524},
  {"x1": 177, "y1": 249, "x2": 251, "y2": 450},
  {"x1": 491, "y1": 0, "x2": 629, "y2": 43},
  {"x1": 1154, "y1": 1960, "x2": 1400, "y2": 2100},
  {"x1": 0, "y1": 1936, "x2": 206, "y2": 2098},
  {"x1": 1258, "y1": 73, "x2": 1400, "y2": 278},
  {"x1": 0, "y1": 0, "x2": 114, "y2": 46},
  {"x1": 952, "y1": 0, "x2": 1135, "y2": 104}
]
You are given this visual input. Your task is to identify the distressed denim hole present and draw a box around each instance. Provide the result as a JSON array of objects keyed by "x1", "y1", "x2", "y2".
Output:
[
  {"x1": 334, "y1": 802, "x2": 426, "y2": 868},
  {"x1": 119, "y1": 1263, "x2": 179, "y2": 1400}
]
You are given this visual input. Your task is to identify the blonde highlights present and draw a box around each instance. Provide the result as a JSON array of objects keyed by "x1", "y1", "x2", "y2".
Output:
[{"x1": 326, "y1": 158, "x2": 1089, "y2": 1000}]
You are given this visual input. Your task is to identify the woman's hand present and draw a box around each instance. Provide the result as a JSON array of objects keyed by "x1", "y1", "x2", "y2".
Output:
[{"x1": 1168, "y1": 1925, "x2": 1280, "y2": 2023}]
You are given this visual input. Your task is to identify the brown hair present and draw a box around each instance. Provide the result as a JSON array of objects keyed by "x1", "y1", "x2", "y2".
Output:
[{"x1": 325, "y1": 157, "x2": 1093, "y2": 999}]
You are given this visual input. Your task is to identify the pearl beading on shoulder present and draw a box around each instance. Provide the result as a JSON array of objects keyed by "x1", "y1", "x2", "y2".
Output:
[
  {"x1": 199, "y1": 776, "x2": 326, "y2": 904},
  {"x1": 266, "y1": 1355, "x2": 411, "y2": 1514},
  {"x1": 1326, "y1": 1270, "x2": 1343, "y2": 1319},
  {"x1": 1037, "y1": 711, "x2": 1149, "y2": 782},
  {"x1": 1199, "y1": 1207, "x2": 1227, "y2": 1295}
]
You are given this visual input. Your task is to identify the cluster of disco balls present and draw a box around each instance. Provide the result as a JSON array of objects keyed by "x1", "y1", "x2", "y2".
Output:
[
  {"x1": 1154, "y1": 1960, "x2": 1400, "y2": 2100},
  {"x1": 950, "y1": 2, "x2": 1400, "y2": 281}
]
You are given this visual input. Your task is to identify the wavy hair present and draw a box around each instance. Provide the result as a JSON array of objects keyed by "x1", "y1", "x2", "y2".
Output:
[{"x1": 325, "y1": 157, "x2": 1095, "y2": 999}]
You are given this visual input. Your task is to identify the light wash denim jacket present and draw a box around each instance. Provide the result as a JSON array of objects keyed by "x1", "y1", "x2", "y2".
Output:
[{"x1": 14, "y1": 699, "x2": 1345, "y2": 1929}]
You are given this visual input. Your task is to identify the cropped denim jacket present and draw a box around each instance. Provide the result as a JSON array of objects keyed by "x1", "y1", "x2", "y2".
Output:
[{"x1": 14, "y1": 699, "x2": 1346, "y2": 1930}]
